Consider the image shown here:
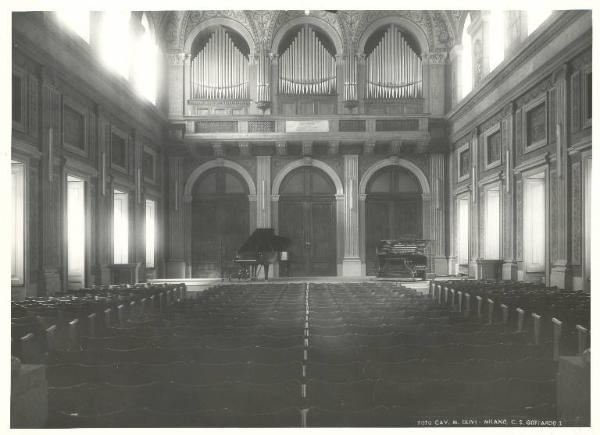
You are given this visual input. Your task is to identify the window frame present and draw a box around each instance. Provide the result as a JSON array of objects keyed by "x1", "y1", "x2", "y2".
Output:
[
  {"x1": 62, "y1": 96, "x2": 89, "y2": 158},
  {"x1": 582, "y1": 65, "x2": 592, "y2": 129},
  {"x1": 483, "y1": 123, "x2": 502, "y2": 170},
  {"x1": 110, "y1": 126, "x2": 129, "y2": 174},
  {"x1": 522, "y1": 94, "x2": 548, "y2": 154},
  {"x1": 143, "y1": 145, "x2": 158, "y2": 184},
  {"x1": 457, "y1": 142, "x2": 471, "y2": 183}
]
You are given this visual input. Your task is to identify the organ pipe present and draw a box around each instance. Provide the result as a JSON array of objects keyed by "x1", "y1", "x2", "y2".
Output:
[
  {"x1": 278, "y1": 24, "x2": 336, "y2": 95},
  {"x1": 366, "y1": 24, "x2": 422, "y2": 99},
  {"x1": 190, "y1": 26, "x2": 249, "y2": 100}
]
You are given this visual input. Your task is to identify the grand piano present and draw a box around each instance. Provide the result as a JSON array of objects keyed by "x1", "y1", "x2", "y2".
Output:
[
  {"x1": 376, "y1": 239, "x2": 429, "y2": 279},
  {"x1": 233, "y1": 229, "x2": 290, "y2": 280}
]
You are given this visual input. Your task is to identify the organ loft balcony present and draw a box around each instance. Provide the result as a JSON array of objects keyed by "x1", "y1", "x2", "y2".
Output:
[{"x1": 167, "y1": 115, "x2": 448, "y2": 156}]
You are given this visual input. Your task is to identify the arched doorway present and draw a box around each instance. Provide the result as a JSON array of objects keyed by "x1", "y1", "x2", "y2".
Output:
[
  {"x1": 365, "y1": 166, "x2": 423, "y2": 275},
  {"x1": 278, "y1": 166, "x2": 337, "y2": 276},
  {"x1": 191, "y1": 167, "x2": 249, "y2": 278}
]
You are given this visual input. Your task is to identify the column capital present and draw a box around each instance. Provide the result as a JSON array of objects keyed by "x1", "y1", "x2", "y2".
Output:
[
  {"x1": 363, "y1": 141, "x2": 376, "y2": 154},
  {"x1": 239, "y1": 142, "x2": 251, "y2": 156},
  {"x1": 275, "y1": 142, "x2": 287, "y2": 156}
]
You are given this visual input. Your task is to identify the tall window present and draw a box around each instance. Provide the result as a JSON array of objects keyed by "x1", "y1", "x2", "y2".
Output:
[
  {"x1": 56, "y1": 10, "x2": 90, "y2": 43},
  {"x1": 134, "y1": 13, "x2": 158, "y2": 104},
  {"x1": 489, "y1": 10, "x2": 505, "y2": 71},
  {"x1": 145, "y1": 199, "x2": 156, "y2": 269},
  {"x1": 99, "y1": 11, "x2": 132, "y2": 78},
  {"x1": 11, "y1": 161, "x2": 25, "y2": 285},
  {"x1": 67, "y1": 176, "x2": 86, "y2": 289},
  {"x1": 484, "y1": 186, "x2": 500, "y2": 259},
  {"x1": 457, "y1": 196, "x2": 470, "y2": 267},
  {"x1": 460, "y1": 13, "x2": 473, "y2": 99},
  {"x1": 527, "y1": 10, "x2": 552, "y2": 35},
  {"x1": 524, "y1": 173, "x2": 545, "y2": 273},
  {"x1": 113, "y1": 189, "x2": 129, "y2": 263}
]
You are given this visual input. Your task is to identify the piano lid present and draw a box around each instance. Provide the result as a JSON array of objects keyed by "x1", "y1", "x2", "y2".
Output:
[{"x1": 238, "y1": 228, "x2": 290, "y2": 254}]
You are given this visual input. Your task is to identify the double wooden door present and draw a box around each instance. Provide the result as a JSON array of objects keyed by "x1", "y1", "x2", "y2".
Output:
[{"x1": 279, "y1": 199, "x2": 336, "y2": 277}]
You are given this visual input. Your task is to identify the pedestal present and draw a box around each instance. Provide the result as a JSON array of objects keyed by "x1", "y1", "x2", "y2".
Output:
[
  {"x1": 551, "y1": 262, "x2": 571, "y2": 289},
  {"x1": 475, "y1": 259, "x2": 503, "y2": 280},
  {"x1": 109, "y1": 263, "x2": 141, "y2": 284},
  {"x1": 433, "y1": 256, "x2": 449, "y2": 276},
  {"x1": 502, "y1": 261, "x2": 518, "y2": 280},
  {"x1": 342, "y1": 258, "x2": 362, "y2": 277},
  {"x1": 166, "y1": 260, "x2": 186, "y2": 278}
]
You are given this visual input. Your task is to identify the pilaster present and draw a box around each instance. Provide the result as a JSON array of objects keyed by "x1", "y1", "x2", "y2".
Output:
[
  {"x1": 430, "y1": 153, "x2": 448, "y2": 275},
  {"x1": 550, "y1": 64, "x2": 571, "y2": 288},
  {"x1": 342, "y1": 154, "x2": 361, "y2": 276},
  {"x1": 256, "y1": 155, "x2": 271, "y2": 228}
]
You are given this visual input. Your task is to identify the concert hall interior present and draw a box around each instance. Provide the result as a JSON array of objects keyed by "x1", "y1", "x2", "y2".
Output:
[{"x1": 10, "y1": 8, "x2": 592, "y2": 428}]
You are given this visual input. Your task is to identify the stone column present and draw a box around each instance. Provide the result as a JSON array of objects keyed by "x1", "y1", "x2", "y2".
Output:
[
  {"x1": 430, "y1": 153, "x2": 448, "y2": 275},
  {"x1": 166, "y1": 156, "x2": 187, "y2": 278},
  {"x1": 550, "y1": 64, "x2": 571, "y2": 289},
  {"x1": 502, "y1": 102, "x2": 518, "y2": 279},
  {"x1": 255, "y1": 155, "x2": 271, "y2": 228},
  {"x1": 166, "y1": 51, "x2": 185, "y2": 119},
  {"x1": 342, "y1": 154, "x2": 361, "y2": 276}
]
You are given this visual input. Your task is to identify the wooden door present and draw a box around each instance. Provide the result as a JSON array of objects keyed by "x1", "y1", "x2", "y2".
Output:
[
  {"x1": 279, "y1": 200, "x2": 336, "y2": 276},
  {"x1": 191, "y1": 168, "x2": 250, "y2": 278},
  {"x1": 278, "y1": 166, "x2": 337, "y2": 277}
]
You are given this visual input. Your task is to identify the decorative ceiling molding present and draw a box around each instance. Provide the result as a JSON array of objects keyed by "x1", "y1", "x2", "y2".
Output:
[{"x1": 158, "y1": 10, "x2": 464, "y2": 54}]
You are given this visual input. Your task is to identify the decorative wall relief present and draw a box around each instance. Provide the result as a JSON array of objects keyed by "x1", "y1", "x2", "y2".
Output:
[
  {"x1": 549, "y1": 88, "x2": 557, "y2": 144},
  {"x1": 572, "y1": 162, "x2": 582, "y2": 265},
  {"x1": 28, "y1": 75, "x2": 38, "y2": 138},
  {"x1": 516, "y1": 178, "x2": 523, "y2": 260},
  {"x1": 550, "y1": 170, "x2": 558, "y2": 262},
  {"x1": 571, "y1": 71, "x2": 581, "y2": 133}
]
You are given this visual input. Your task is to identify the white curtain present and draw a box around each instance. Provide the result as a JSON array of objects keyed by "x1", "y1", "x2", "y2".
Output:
[
  {"x1": 113, "y1": 190, "x2": 129, "y2": 263},
  {"x1": 457, "y1": 196, "x2": 470, "y2": 266},
  {"x1": 484, "y1": 187, "x2": 500, "y2": 259},
  {"x1": 67, "y1": 177, "x2": 86, "y2": 288},
  {"x1": 524, "y1": 175, "x2": 545, "y2": 272},
  {"x1": 145, "y1": 199, "x2": 156, "y2": 269}
]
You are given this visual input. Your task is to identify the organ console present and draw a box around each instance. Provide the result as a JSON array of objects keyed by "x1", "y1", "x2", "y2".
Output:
[
  {"x1": 278, "y1": 25, "x2": 337, "y2": 95},
  {"x1": 190, "y1": 26, "x2": 249, "y2": 100},
  {"x1": 376, "y1": 239, "x2": 429, "y2": 279},
  {"x1": 233, "y1": 229, "x2": 290, "y2": 280},
  {"x1": 366, "y1": 24, "x2": 423, "y2": 99}
]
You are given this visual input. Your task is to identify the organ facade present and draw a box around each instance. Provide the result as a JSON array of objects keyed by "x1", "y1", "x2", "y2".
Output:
[{"x1": 11, "y1": 10, "x2": 593, "y2": 299}]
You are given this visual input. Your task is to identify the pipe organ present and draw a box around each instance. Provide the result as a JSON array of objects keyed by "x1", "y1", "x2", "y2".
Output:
[
  {"x1": 256, "y1": 49, "x2": 271, "y2": 107},
  {"x1": 343, "y1": 50, "x2": 358, "y2": 103},
  {"x1": 190, "y1": 27, "x2": 249, "y2": 100},
  {"x1": 366, "y1": 25, "x2": 423, "y2": 99},
  {"x1": 278, "y1": 25, "x2": 337, "y2": 95}
]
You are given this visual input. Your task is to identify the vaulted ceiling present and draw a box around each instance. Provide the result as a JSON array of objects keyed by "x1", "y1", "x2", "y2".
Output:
[{"x1": 150, "y1": 10, "x2": 467, "y2": 54}]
